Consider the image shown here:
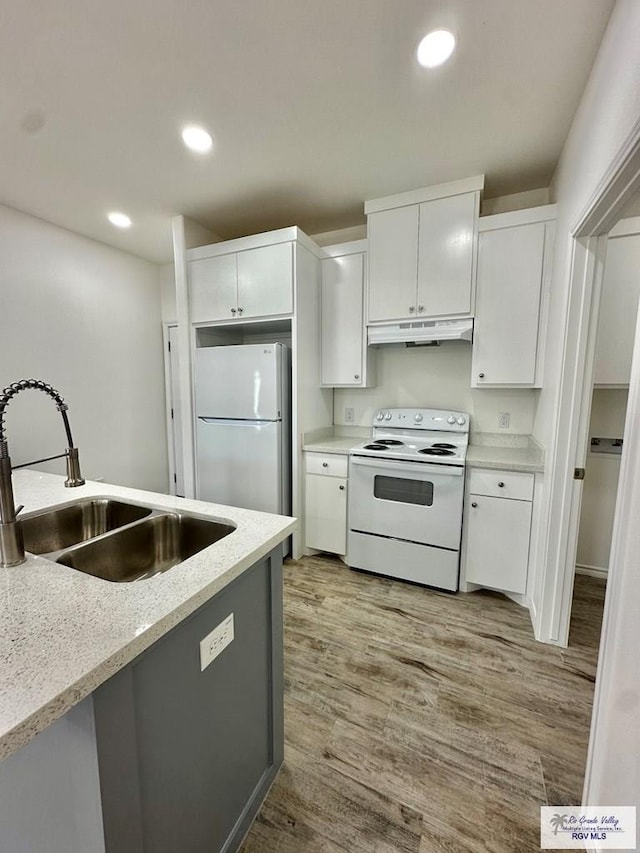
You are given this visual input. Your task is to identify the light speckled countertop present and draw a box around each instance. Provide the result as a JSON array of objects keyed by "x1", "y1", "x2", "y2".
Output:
[
  {"x1": 466, "y1": 433, "x2": 544, "y2": 473},
  {"x1": 303, "y1": 428, "x2": 544, "y2": 473},
  {"x1": 0, "y1": 471, "x2": 296, "y2": 762},
  {"x1": 302, "y1": 436, "x2": 363, "y2": 454}
]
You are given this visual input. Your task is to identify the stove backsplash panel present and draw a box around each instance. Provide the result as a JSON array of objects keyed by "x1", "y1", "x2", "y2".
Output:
[{"x1": 333, "y1": 345, "x2": 537, "y2": 435}]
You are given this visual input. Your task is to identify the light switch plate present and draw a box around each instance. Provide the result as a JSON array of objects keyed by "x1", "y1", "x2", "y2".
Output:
[{"x1": 200, "y1": 613, "x2": 234, "y2": 671}]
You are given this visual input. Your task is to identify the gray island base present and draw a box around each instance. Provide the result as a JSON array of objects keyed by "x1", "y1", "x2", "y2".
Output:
[{"x1": 0, "y1": 547, "x2": 284, "y2": 853}]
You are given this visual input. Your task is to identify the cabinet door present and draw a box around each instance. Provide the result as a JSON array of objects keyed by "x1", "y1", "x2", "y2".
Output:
[
  {"x1": 367, "y1": 206, "x2": 419, "y2": 322},
  {"x1": 305, "y1": 474, "x2": 347, "y2": 554},
  {"x1": 593, "y1": 232, "x2": 640, "y2": 385},
  {"x1": 321, "y1": 253, "x2": 364, "y2": 385},
  {"x1": 472, "y1": 222, "x2": 545, "y2": 386},
  {"x1": 189, "y1": 253, "x2": 238, "y2": 323},
  {"x1": 417, "y1": 193, "x2": 476, "y2": 317},
  {"x1": 464, "y1": 495, "x2": 532, "y2": 594},
  {"x1": 93, "y1": 554, "x2": 283, "y2": 853},
  {"x1": 237, "y1": 242, "x2": 293, "y2": 319}
]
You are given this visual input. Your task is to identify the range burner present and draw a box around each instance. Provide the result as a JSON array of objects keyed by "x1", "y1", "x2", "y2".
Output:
[
  {"x1": 418, "y1": 447, "x2": 456, "y2": 457},
  {"x1": 375, "y1": 439, "x2": 404, "y2": 446},
  {"x1": 431, "y1": 443, "x2": 456, "y2": 450},
  {"x1": 363, "y1": 443, "x2": 389, "y2": 451}
]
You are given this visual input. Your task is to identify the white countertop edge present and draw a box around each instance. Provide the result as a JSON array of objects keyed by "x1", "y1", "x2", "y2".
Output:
[
  {"x1": 302, "y1": 438, "x2": 362, "y2": 454},
  {"x1": 0, "y1": 471, "x2": 296, "y2": 761},
  {"x1": 465, "y1": 457, "x2": 544, "y2": 474}
]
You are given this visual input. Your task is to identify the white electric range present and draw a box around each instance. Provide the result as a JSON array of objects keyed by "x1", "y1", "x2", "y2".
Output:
[{"x1": 347, "y1": 407, "x2": 469, "y2": 591}]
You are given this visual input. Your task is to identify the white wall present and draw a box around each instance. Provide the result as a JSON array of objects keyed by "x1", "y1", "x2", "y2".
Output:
[
  {"x1": 532, "y1": 0, "x2": 640, "y2": 629},
  {"x1": 576, "y1": 389, "x2": 627, "y2": 572},
  {"x1": 535, "y1": 0, "x2": 640, "y2": 449},
  {"x1": 159, "y1": 262, "x2": 177, "y2": 323},
  {"x1": 0, "y1": 203, "x2": 168, "y2": 492},
  {"x1": 481, "y1": 187, "x2": 550, "y2": 216},
  {"x1": 524, "y1": 0, "x2": 640, "y2": 819},
  {"x1": 335, "y1": 344, "x2": 538, "y2": 434}
]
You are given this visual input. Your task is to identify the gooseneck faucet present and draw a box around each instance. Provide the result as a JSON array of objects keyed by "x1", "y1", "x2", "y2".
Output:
[{"x1": 0, "y1": 380, "x2": 85, "y2": 567}]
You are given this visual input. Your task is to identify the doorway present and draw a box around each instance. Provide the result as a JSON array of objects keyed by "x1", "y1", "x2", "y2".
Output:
[
  {"x1": 570, "y1": 209, "x2": 640, "y2": 645},
  {"x1": 548, "y1": 145, "x2": 640, "y2": 806}
]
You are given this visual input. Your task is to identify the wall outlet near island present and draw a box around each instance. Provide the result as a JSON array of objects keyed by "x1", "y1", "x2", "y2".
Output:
[
  {"x1": 200, "y1": 613, "x2": 234, "y2": 671},
  {"x1": 498, "y1": 412, "x2": 511, "y2": 429},
  {"x1": 344, "y1": 407, "x2": 355, "y2": 423}
]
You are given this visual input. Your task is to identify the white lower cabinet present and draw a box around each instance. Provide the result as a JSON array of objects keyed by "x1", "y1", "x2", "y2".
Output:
[
  {"x1": 304, "y1": 452, "x2": 347, "y2": 555},
  {"x1": 462, "y1": 469, "x2": 534, "y2": 595}
]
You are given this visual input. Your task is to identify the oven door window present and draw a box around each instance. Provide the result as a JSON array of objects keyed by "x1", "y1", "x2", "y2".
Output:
[{"x1": 373, "y1": 475, "x2": 434, "y2": 506}]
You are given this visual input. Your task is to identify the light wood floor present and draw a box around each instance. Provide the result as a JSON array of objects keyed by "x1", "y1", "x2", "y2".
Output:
[{"x1": 240, "y1": 557, "x2": 606, "y2": 853}]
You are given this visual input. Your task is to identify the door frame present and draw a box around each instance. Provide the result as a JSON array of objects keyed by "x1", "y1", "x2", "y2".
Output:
[
  {"x1": 538, "y1": 124, "x2": 640, "y2": 647},
  {"x1": 162, "y1": 322, "x2": 182, "y2": 496},
  {"x1": 537, "y1": 123, "x2": 640, "y2": 805}
]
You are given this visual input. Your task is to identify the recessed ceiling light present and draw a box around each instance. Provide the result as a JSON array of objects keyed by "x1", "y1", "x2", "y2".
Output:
[
  {"x1": 181, "y1": 125, "x2": 214, "y2": 154},
  {"x1": 417, "y1": 29, "x2": 456, "y2": 68},
  {"x1": 107, "y1": 211, "x2": 132, "y2": 229},
  {"x1": 21, "y1": 110, "x2": 46, "y2": 134}
]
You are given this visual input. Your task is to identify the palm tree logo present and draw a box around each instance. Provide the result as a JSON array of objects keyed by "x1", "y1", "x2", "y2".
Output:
[{"x1": 550, "y1": 814, "x2": 569, "y2": 835}]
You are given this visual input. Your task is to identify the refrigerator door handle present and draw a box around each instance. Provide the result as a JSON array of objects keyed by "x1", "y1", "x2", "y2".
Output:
[{"x1": 198, "y1": 417, "x2": 279, "y2": 425}]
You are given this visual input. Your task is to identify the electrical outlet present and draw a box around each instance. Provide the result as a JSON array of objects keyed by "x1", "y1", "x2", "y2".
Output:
[
  {"x1": 344, "y1": 407, "x2": 355, "y2": 423},
  {"x1": 200, "y1": 613, "x2": 234, "y2": 671},
  {"x1": 498, "y1": 412, "x2": 510, "y2": 429}
]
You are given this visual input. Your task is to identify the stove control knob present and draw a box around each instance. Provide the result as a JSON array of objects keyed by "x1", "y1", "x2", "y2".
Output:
[
  {"x1": 414, "y1": 413, "x2": 423, "y2": 423},
  {"x1": 384, "y1": 411, "x2": 393, "y2": 421},
  {"x1": 376, "y1": 411, "x2": 385, "y2": 421},
  {"x1": 457, "y1": 416, "x2": 466, "y2": 426},
  {"x1": 447, "y1": 415, "x2": 456, "y2": 425}
]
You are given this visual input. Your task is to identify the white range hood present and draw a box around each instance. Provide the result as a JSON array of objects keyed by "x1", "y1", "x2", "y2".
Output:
[{"x1": 367, "y1": 318, "x2": 474, "y2": 346}]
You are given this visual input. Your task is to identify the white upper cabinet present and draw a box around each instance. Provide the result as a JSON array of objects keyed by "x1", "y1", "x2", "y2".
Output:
[
  {"x1": 365, "y1": 176, "x2": 483, "y2": 324},
  {"x1": 417, "y1": 193, "x2": 476, "y2": 316},
  {"x1": 472, "y1": 205, "x2": 556, "y2": 388},
  {"x1": 320, "y1": 241, "x2": 376, "y2": 388},
  {"x1": 593, "y1": 218, "x2": 640, "y2": 386},
  {"x1": 237, "y1": 242, "x2": 293, "y2": 319},
  {"x1": 367, "y1": 206, "x2": 419, "y2": 322},
  {"x1": 189, "y1": 253, "x2": 237, "y2": 323},
  {"x1": 188, "y1": 232, "x2": 294, "y2": 324}
]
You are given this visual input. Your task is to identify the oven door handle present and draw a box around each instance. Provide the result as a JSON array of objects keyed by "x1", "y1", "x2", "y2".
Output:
[{"x1": 349, "y1": 456, "x2": 464, "y2": 477}]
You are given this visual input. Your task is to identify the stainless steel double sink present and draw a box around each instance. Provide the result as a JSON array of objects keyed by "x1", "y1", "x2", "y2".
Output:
[{"x1": 21, "y1": 498, "x2": 236, "y2": 582}]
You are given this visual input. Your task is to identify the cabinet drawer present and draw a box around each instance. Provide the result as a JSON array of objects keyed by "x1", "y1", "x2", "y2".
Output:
[
  {"x1": 305, "y1": 453, "x2": 348, "y2": 477},
  {"x1": 468, "y1": 468, "x2": 533, "y2": 501}
]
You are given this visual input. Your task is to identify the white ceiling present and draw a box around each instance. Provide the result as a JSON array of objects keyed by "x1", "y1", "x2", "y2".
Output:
[{"x1": 0, "y1": 0, "x2": 614, "y2": 262}]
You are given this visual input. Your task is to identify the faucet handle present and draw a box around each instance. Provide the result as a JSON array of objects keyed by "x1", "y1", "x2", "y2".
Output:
[{"x1": 15, "y1": 504, "x2": 24, "y2": 516}]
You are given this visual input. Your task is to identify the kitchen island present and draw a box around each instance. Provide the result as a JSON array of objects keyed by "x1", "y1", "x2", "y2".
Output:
[{"x1": 0, "y1": 470, "x2": 296, "y2": 853}]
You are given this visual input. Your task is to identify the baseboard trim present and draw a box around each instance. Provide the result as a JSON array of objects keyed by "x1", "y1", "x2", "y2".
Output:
[{"x1": 576, "y1": 563, "x2": 608, "y2": 579}]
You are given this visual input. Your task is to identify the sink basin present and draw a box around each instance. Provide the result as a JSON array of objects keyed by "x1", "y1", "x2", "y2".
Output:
[
  {"x1": 22, "y1": 499, "x2": 152, "y2": 555},
  {"x1": 55, "y1": 513, "x2": 236, "y2": 582}
]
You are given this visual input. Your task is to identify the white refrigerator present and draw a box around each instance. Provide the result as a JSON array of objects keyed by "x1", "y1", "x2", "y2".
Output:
[{"x1": 194, "y1": 343, "x2": 290, "y2": 515}]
